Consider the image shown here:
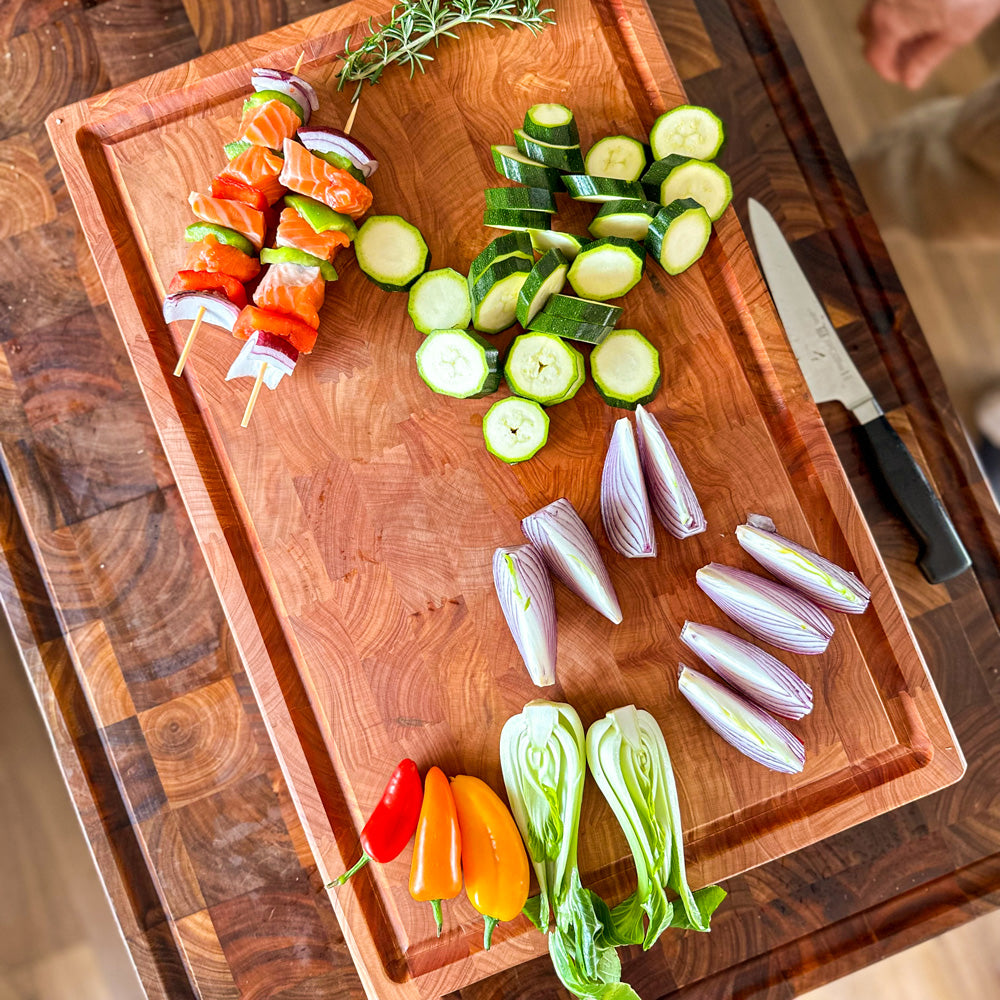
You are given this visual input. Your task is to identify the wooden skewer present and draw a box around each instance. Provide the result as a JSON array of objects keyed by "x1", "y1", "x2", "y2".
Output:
[
  {"x1": 173, "y1": 305, "x2": 205, "y2": 377},
  {"x1": 293, "y1": 51, "x2": 305, "y2": 75},
  {"x1": 242, "y1": 366, "x2": 266, "y2": 427},
  {"x1": 243, "y1": 88, "x2": 359, "y2": 426}
]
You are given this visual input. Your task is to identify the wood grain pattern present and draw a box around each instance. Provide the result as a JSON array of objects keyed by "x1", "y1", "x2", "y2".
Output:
[
  {"x1": 43, "y1": 0, "x2": 967, "y2": 995},
  {"x1": 2, "y1": 0, "x2": 1000, "y2": 998}
]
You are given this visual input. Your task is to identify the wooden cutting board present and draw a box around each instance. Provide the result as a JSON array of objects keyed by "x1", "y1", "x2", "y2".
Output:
[{"x1": 47, "y1": 0, "x2": 965, "y2": 995}]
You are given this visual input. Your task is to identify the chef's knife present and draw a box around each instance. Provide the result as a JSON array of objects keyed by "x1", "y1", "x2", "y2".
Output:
[{"x1": 747, "y1": 197, "x2": 970, "y2": 584}]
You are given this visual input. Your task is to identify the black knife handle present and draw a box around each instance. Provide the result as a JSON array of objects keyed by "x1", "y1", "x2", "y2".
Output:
[{"x1": 858, "y1": 415, "x2": 971, "y2": 584}]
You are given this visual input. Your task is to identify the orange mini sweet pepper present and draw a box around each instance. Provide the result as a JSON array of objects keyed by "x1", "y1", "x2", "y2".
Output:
[
  {"x1": 408, "y1": 766, "x2": 462, "y2": 936},
  {"x1": 450, "y1": 774, "x2": 529, "y2": 950}
]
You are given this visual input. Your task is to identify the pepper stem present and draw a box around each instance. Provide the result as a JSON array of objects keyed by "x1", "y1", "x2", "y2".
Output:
[
  {"x1": 329, "y1": 852, "x2": 371, "y2": 886},
  {"x1": 430, "y1": 899, "x2": 443, "y2": 937},
  {"x1": 483, "y1": 915, "x2": 500, "y2": 950}
]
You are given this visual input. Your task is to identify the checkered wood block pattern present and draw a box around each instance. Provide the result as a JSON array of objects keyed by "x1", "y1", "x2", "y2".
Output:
[{"x1": 2, "y1": 0, "x2": 1000, "y2": 998}]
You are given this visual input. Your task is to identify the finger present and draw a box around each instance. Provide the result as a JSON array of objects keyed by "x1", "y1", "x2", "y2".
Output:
[
  {"x1": 856, "y1": 0, "x2": 874, "y2": 36},
  {"x1": 899, "y1": 33, "x2": 954, "y2": 88},
  {"x1": 863, "y1": 18, "x2": 905, "y2": 83}
]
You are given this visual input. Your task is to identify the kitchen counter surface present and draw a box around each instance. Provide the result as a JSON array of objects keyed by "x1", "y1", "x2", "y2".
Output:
[{"x1": 2, "y1": 0, "x2": 1000, "y2": 997}]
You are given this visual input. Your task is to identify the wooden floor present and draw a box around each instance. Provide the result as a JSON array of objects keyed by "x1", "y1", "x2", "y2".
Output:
[{"x1": 1, "y1": 2, "x2": 998, "y2": 999}]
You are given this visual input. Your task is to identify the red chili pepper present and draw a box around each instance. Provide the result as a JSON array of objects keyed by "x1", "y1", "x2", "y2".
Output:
[{"x1": 333, "y1": 759, "x2": 423, "y2": 885}]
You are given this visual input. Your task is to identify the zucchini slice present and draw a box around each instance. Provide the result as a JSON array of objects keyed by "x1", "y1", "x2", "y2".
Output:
[
  {"x1": 469, "y1": 256, "x2": 533, "y2": 334},
  {"x1": 416, "y1": 328, "x2": 500, "y2": 398},
  {"x1": 564, "y1": 175, "x2": 645, "y2": 203},
  {"x1": 523, "y1": 103, "x2": 579, "y2": 146},
  {"x1": 646, "y1": 198, "x2": 712, "y2": 275},
  {"x1": 469, "y1": 232, "x2": 533, "y2": 284},
  {"x1": 260, "y1": 247, "x2": 338, "y2": 282},
  {"x1": 566, "y1": 236, "x2": 646, "y2": 301},
  {"x1": 590, "y1": 329, "x2": 661, "y2": 409},
  {"x1": 483, "y1": 208, "x2": 553, "y2": 233},
  {"x1": 407, "y1": 267, "x2": 472, "y2": 334},
  {"x1": 585, "y1": 135, "x2": 647, "y2": 182},
  {"x1": 529, "y1": 230, "x2": 591, "y2": 260},
  {"x1": 484, "y1": 187, "x2": 557, "y2": 213},
  {"x1": 483, "y1": 396, "x2": 550, "y2": 462},
  {"x1": 649, "y1": 105, "x2": 725, "y2": 161},
  {"x1": 642, "y1": 155, "x2": 733, "y2": 220},
  {"x1": 540, "y1": 293, "x2": 623, "y2": 326},
  {"x1": 185, "y1": 222, "x2": 256, "y2": 257},
  {"x1": 491, "y1": 145, "x2": 564, "y2": 190},
  {"x1": 355, "y1": 215, "x2": 430, "y2": 292},
  {"x1": 515, "y1": 249, "x2": 569, "y2": 327},
  {"x1": 587, "y1": 199, "x2": 661, "y2": 241},
  {"x1": 504, "y1": 332, "x2": 585, "y2": 405},
  {"x1": 527, "y1": 310, "x2": 614, "y2": 346},
  {"x1": 514, "y1": 129, "x2": 585, "y2": 174}
]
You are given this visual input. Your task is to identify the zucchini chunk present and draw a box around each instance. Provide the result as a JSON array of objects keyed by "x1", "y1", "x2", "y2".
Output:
[
  {"x1": 587, "y1": 199, "x2": 661, "y2": 241},
  {"x1": 514, "y1": 129, "x2": 585, "y2": 174},
  {"x1": 483, "y1": 396, "x2": 550, "y2": 463},
  {"x1": 469, "y1": 232, "x2": 534, "y2": 284},
  {"x1": 527, "y1": 309, "x2": 614, "y2": 346},
  {"x1": 354, "y1": 215, "x2": 429, "y2": 292},
  {"x1": 469, "y1": 256, "x2": 533, "y2": 334},
  {"x1": 566, "y1": 236, "x2": 646, "y2": 301},
  {"x1": 649, "y1": 105, "x2": 725, "y2": 161},
  {"x1": 529, "y1": 230, "x2": 591, "y2": 260},
  {"x1": 504, "y1": 333, "x2": 585, "y2": 406},
  {"x1": 484, "y1": 187, "x2": 558, "y2": 213},
  {"x1": 541, "y1": 293, "x2": 623, "y2": 326},
  {"x1": 492, "y1": 145, "x2": 564, "y2": 190},
  {"x1": 515, "y1": 250, "x2": 569, "y2": 328},
  {"x1": 585, "y1": 135, "x2": 647, "y2": 182},
  {"x1": 642, "y1": 155, "x2": 733, "y2": 220},
  {"x1": 416, "y1": 328, "x2": 500, "y2": 398},
  {"x1": 407, "y1": 267, "x2": 472, "y2": 334},
  {"x1": 564, "y1": 175, "x2": 645, "y2": 203},
  {"x1": 523, "y1": 103, "x2": 579, "y2": 147},
  {"x1": 590, "y1": 329, "x2": 661, "y2": 409},
  {"x1": 483, "y1": 208, "x2": 553, "y2": 233},
  {"x1": 646, "y1": 198, "x2": 712, "y2": 275}
]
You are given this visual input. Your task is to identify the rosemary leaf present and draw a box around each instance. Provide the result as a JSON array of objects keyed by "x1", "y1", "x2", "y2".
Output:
[{"x1": 337, "y1": 0, "x2": 556, "y2": 98}]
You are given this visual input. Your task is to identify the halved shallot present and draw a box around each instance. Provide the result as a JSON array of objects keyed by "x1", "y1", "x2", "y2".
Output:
[
  {"x1": 736, "y1": 514, "x2": 870, "y2": 614},
  {"x1": 678, "y1": 663, "x2": 805, "y2": 773},
  {"x1": 695, "y1": 563, "x2": 834, "y2": 654},
  {"x1": 251, "y1": 67, "x2": 319, "y2": 121},
  {"x1": 680, "y1": 621, "x2": 813, "y2": 719},
  {"x1": 521, "y1": 498, "x2": 622, "y2": 624},
  {"x1": 635, "y1": 404, "x2": 706, "y2": 538},
  {"x1": 601, "y1": 418, "x2": 656, "y2": 559},
  {"x1": 162, "y1": 290, "x2": 241, "y2": 331},
  {"x1": 298, "y1": 126, "x2": 379, "y2": 178},
  {"x1": 492, "y1": 544, "x2": 558, "y2": 687}
]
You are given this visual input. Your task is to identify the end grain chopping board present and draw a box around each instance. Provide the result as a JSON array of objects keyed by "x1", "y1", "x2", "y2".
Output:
[{"x1": 47, "y1": 0, "x2": 965, "y2": 995}]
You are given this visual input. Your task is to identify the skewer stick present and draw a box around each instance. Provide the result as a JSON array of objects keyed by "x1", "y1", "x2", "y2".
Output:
[
  {"x1": 242, "y1": 366, "x2": 266, "y2": 427},
  {"x1": 343, "y1": 95, "x2": 360, "y2": 136},
  {"x1": 173, "y1": 306, "x2": 205, "y2": 377},
  {"x1": 293, "y1": 51, "x2": 305, "y2": 75}
]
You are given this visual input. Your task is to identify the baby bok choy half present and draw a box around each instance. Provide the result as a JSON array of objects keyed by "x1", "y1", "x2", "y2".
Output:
[
  {"x1": 586, "y1": 705, "x2": 726, "y2": 949},
  {"x1": 501, "y1": 701, "x2": 639, "y2": 1000}
]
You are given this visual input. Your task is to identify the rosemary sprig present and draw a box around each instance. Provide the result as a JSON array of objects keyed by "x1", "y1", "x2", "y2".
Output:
[{"x1": 337, "y1": 0, "x2": 556, "y2": 98}]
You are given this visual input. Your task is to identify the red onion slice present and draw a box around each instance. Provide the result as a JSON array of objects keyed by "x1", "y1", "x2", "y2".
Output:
[
  {"x1": 492, "y1": 544, "x2": 558, "y2": 687},
  {"x1": 634, "y1": 404, "x2": 706, "y2": 538},
  {"x1": 680, "y1": 621, "x2": 813, "y2": 719},
  {"x1": 297, "y1": 126, "x2": 379, "y2": 178},
  {"x1": 696, "y1": 563, "x2": 834, "y2": 654},
  {"x1": 521, "y1": 498, "x2": 622, "y2": 624},
  {"x1": 736, "y1": 517, "x2": 870, "y2": 614},
  {"x1": 601, "y1": 418, "x2": 656, "y2": 559},
  {"x1": 251, "y1": 67, "x2": 319, "y2": 118},
  {"x1": 162, "y1": 290, "x2": 240, "y2": 332},
  {"x1": 225, "y1": 331, "x2": 298, "y2": 389},
  {"x1": 678, "y1": 663, "x2": 805, "y2": 773}
]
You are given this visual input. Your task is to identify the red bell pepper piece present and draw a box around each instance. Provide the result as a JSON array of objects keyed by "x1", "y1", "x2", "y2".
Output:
[
  {"x1": 232, "y1": 304, "x2": 319, "y2": 354},
  {"x1": 333, "y1": 759, "x2": 423, "y2": 884},
  {"x1": 210, "y1": 176, "x2": 270, "y2": 212},
  {"x1": 169, "y1": 269, "x2": 248, "y2": 309}
]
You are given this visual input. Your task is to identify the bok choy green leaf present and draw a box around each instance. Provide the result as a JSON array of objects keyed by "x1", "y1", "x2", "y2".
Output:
[{"x1": 586, "y1": 705, "x2": 725, "y2": 948}]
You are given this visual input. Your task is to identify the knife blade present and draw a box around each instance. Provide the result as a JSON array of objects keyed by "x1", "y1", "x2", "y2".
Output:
[{"x1": 747, "y1": 197, "x2": 970, "y2": 584}]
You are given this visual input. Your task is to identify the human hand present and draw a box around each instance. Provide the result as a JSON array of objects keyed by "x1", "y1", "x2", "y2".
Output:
[{"x1": 858, "y1": 0, "x2": 1000, "y2": 88}]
